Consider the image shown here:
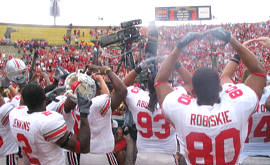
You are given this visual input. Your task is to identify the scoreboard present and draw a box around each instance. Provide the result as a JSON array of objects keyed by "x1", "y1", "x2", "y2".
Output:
[{"x1": 155, "y1": 6, "x2": 211, "y2": 21}]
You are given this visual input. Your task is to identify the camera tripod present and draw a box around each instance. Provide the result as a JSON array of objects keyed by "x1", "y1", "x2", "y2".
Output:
[{"x1": 116, "y1": 37, "x2": 144, "y2": 74}]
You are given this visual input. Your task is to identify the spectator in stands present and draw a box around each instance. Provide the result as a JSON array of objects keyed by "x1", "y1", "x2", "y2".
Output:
[{"x1": 113, "y1": 127, "x2": 127, "y2": 165}]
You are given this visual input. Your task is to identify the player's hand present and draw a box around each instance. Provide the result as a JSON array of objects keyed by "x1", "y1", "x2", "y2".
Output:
[
  {"x1": 92, "y1": 73, "x2": 103, "y2": 82},
  {"x1": 77, "y1": 91, "x2": 92, "y2": 117},
  {"x1": 54, "y1": 66, "x2": 69, "y2": 80},
  {"x1": 242, "y1": 39, "x2": 256, "y2": 47},
  {"x1": 139, "y1": 57, "x2": 156, "y2": 70},
  {"x1": 177, "y1": 32, "x2": 203, "y2": 50},
  {"x1": 204, "y1": 27, "x2": 231, "y2": 44},
  {"x1": 86, "y1": 65, "x2": 109, "y2": 75},
  {"x1": 254, "y1": 37, "x2": 270, "y2": 49}
]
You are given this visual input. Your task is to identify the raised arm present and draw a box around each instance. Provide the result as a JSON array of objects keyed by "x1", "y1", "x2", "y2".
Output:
[
  {"x1": 207, "y1": 28, "x2": 266, "y2": 98},
  {"x1": 155, "y1": 32, "x2": 203, "y2": 106},
  {"x1": 106, "y1": 69, "x2": 127, "y2": 110},
  {"x1": 220, "y1": 54, "x2": 240, "y2": 84},
  {"x1": 175, "y1": 61, "x2": 193, "y2": 92},
  {"x1": 123, "y1": 70, "x2": 139, "y2": 86},
  {"x1": 89, "y1": 65, "x2": 127, "y2": 110},
  {"x1": 56, "y1": 92, "x2": 91, "y2": 153},
  {"x1": 92, "y1": 74, "x2": 110, "y2": 95},
  {"x1": 123, "y1": 57, "x2": 157, "y2": 86},
  {"x1": 254, "y1": 37, "x2": 270, "y2": 49}
]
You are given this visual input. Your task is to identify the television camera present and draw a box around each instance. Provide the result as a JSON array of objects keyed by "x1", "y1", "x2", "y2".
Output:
[
  {"x1": 100, "y1": 19, "x2": 142, "y2": 47},
  {"x1": 99, "y1": 19, "x2": 143, "y2": 73}
]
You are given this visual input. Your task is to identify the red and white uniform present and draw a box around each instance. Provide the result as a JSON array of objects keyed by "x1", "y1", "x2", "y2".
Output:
[
  {"x1": 163, "y1": 83, "x2": 258, "y2": 165},
  {"x1": 125, "y1": 86, "x2": 177, "y2": 165},
  {"x1": 79, "y1": 94, "x2": 115, "y2": 165},
  {"x1": 47, "y1": 95, "x2": 80, "y2": 165},
  {"x1": 87, "y1": 94, "x2": 114, "y2": 153},
  {"x1": 46, "y1": 95, "x2": 75, "y2": 133},
  {"x1": 240, "y1": 85, "x2": 270, "y2": 161},
  {"x1": 9, "y1": 106, "x2": 67, "y2": 165},
  {"x1": 0, "y1": 95, "x2": 21, "y2": 157}
]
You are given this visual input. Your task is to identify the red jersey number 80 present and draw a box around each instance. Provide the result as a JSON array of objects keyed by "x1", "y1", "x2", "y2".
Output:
[{"x1": 186, "y1": 128, "x2": 240, "y2": 165}]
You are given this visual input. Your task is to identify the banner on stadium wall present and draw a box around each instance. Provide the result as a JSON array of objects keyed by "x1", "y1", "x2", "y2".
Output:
[{"x1": 155, "y1": 6, "x2": 211, "y2": 21}]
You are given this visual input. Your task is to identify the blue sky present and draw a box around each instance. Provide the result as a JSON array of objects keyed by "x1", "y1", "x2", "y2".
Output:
[{"x1": 0, "y1": 0, "x2": 269, "y2": 26}]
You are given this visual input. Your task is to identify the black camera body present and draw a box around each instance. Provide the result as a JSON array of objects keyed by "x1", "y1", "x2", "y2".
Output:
[{"x1": 100, "y1": 19, "x2": 142, "y2": 47}]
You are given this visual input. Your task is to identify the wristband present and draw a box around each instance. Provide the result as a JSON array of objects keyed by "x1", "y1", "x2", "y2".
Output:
[
  {"x1": 233, "y1": 54, "x2": 240, "y2": 61},
  {"x1": 104, "y1": 68, "x2": 112, "y2": 75},
  {"x1": 230, "y1": 58, "x2": 240, "y2": 65},
  {"x1": 250, "y1": 72, "x2": 267, "y2": 78},
  {"x1": 154, "y1": 81, "x2": 168, "y2": 87},
  {"x1": 135, "y1": 65, "x2": 142, "y2": 74}
]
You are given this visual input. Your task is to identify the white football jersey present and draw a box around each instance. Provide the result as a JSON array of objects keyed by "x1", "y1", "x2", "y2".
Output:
[
  {"x1": 0, "y1": 95, "x2": 21, "y2": 157},
  {"x1": 125, "y1": 86, "x2": 177, "y2": 154},
  {"x1": 46, "y1": 95, "x2": 75, "y2": 132},
  {"x1": 73, "y1": 94, "x2": 114, "y2": 154},
  {"x1": 9, "y1": 106, "x2": 67, "y2": 165},
  {"x1": 241, "y1": 85, "x2": 270, "y2": 157},
  {"x1": 163, "y1": 83, "x2": 258, "y2": 165}
]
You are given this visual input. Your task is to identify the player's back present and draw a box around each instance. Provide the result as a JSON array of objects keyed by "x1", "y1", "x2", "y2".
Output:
[
  {"x1": 9, "y1": 106, "x2": 66, "y2": 165},
  {"x1": 125, "y1": 86, "x2": 177, "y2": 154},
  {"x1": 88, "y1": 94, "x2": 114, "y2": 154},
  {"x1": 242, "y1": 85, "x2": 270, "y2": 156},
  {"x1": 163, "y1": 83, "x2": 258, "y2": 165}
]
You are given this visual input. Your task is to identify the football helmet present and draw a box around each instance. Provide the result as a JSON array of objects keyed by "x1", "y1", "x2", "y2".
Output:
[
  {"x1": 5, "y1": 58, "x2": 29, "y2": 86},
  {"x1": 65, "y1": 70, "x2": 96, "y2": 103}
]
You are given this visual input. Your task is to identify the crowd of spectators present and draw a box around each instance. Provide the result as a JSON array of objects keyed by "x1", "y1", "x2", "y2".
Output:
[{"x1": 0, "y1": 21, "x2": 270, "y2": 90}]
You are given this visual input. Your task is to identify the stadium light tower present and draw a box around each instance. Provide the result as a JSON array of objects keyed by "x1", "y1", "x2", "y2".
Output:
[{"x1": 50, "y1": 0, "x2": 60, "y2": 25}]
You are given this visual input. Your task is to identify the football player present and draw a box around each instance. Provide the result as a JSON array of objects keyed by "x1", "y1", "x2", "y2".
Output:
[{"x1": 155, "y1": 28, "x2": 266, "y2": 165}]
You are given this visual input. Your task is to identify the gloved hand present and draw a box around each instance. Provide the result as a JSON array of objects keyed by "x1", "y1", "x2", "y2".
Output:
[
  {"x1": 204, "y1": 27, "x2": 231, "y2": 44},
  {"x1": 45, "y1": 86, "x2": 66, "y2": 105},
  {"x1": 0, "y1": 77, "x2": 10, "y2": 89},
  {"x1": 135, "y1": 56, "x2": 166, "y2": 74},
  {"x1": 54, "y1": 66, "x2": 69, "y2": 81},
  {"x1": 77, "y1": 91, "x2": 92, "y2": 117},
  {"x1": 177, "y1": 32, "x2": 203, "y2": 50}
]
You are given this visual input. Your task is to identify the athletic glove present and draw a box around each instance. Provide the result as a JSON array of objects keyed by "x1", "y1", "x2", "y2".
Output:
[
  {"x1": 77, "y1": 92, "x2": 92, "y2": 118},
  {"x1": 177, "y1": 32, "x2": 203, "y2": 50},
  {"x1": 54, "y1": 66, "x2": 69, "y2": 81},
  {"x1": 204, "y1": 27, "x2": 231, "y2": 44},
  {"x1": 135, "y1": 56, "x2": 168, "y2": 74}
]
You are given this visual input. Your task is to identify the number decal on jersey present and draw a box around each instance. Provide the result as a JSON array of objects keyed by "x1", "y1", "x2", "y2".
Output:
[
  {"x1": 17, "y1": 133, "x2": 41, "y2": 165},
  {"x1": 178, "y1": 94, "x2": 192, "y2": 105},
  {"x1": 254, "y1": 116, "x2": 270, "y2": 142},
  {"x1": 225, "y1": 85, "x2": 243, "y2": 99},
  {"x1": 153, "y1": 114, "x2": 170, "y2": 139},
  {"x1": 137, "y1": 112, "x2": 153, "y2": 138},
  {"x1": 42, "y1": 111, "x2": 52, "y2": 116},
  {"x1": 186, "y1": 128, "x2": 240, "y2": 165},
  {"x1": 137, "y1": 112, "x2": 170, "y2": 139},
  {"x1": 131, "y1": 87, "x2": 140, "y2": 94},
  {"x1": 0, "y1": 136, "x2": 3, "y2": 148}
]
